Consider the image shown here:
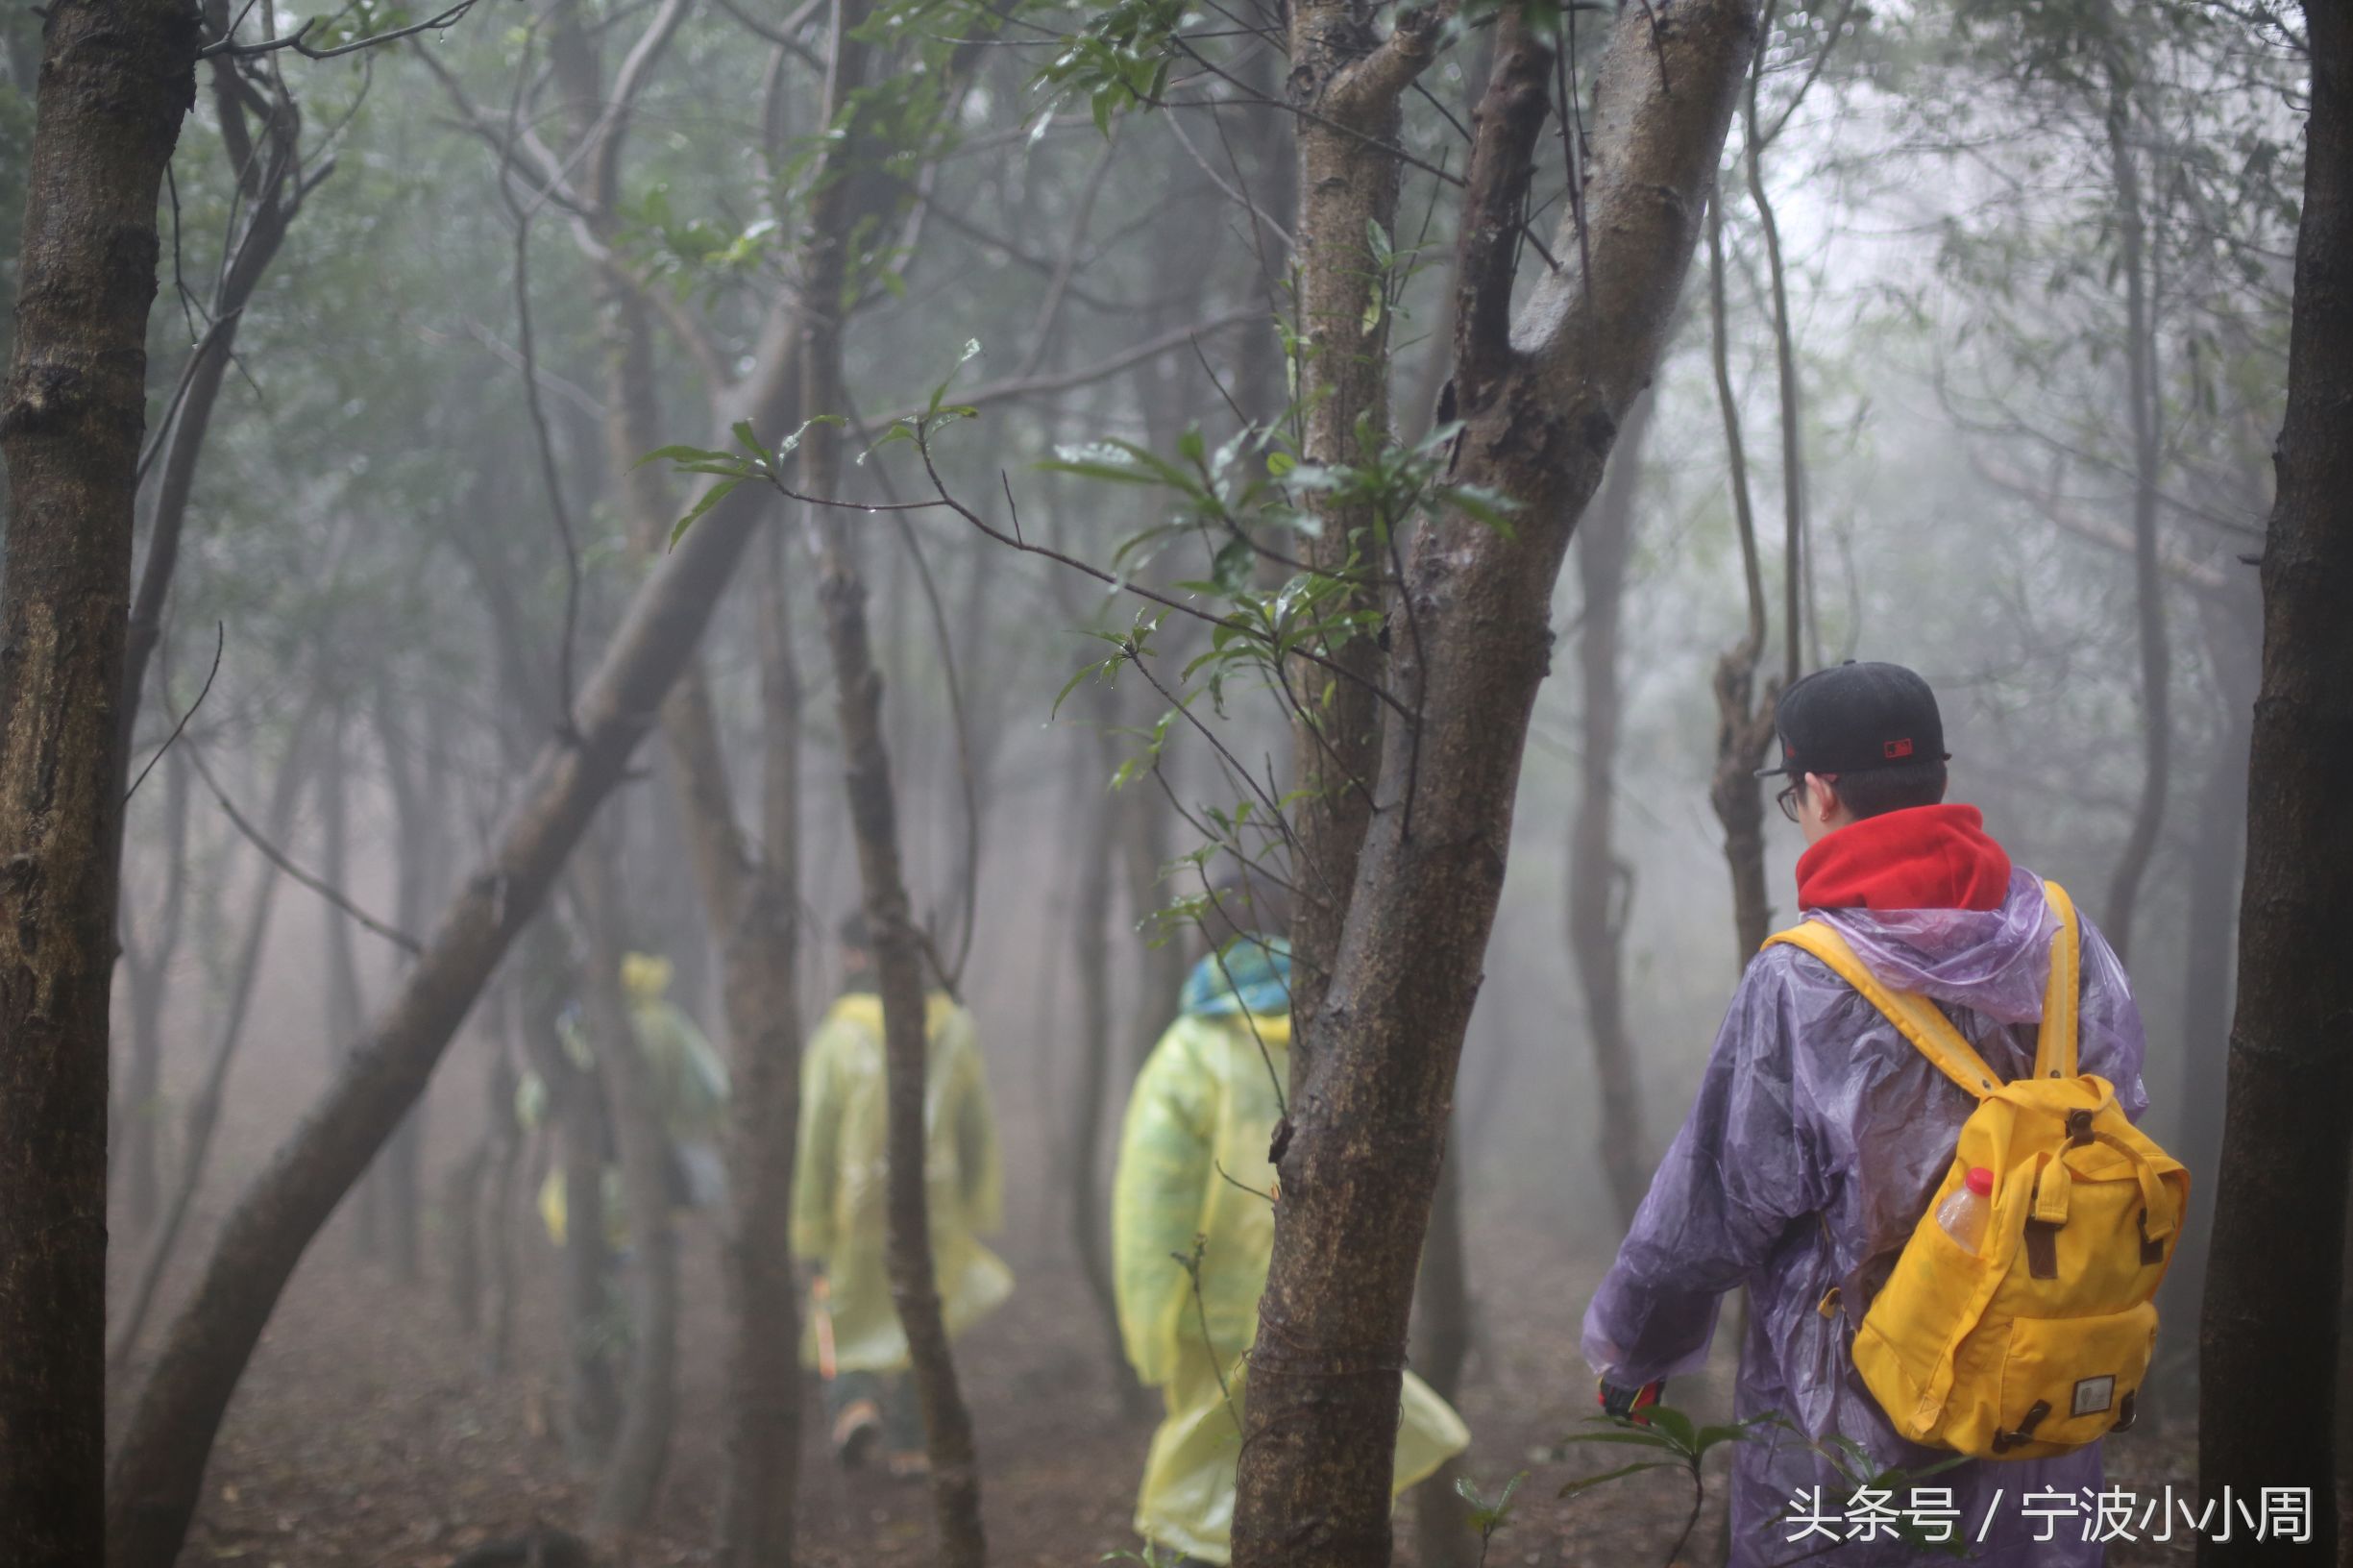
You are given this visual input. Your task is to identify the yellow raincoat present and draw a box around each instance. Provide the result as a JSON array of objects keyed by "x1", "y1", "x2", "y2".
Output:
[
  {"x1": 1114, "y1": 1001, "x2": 1469, "y2": 1564},
  {"x1": 525, "y1": 953, "x2": 730, "y2": 1246},
  {"x1": 791, "y1": 990, "x2": 1013, "y2": 1373}
]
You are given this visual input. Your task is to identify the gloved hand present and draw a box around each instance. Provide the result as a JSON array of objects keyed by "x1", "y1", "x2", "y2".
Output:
[{"x1": 1597, "y1": 1378, "x2": 1663, "y2": 1425}]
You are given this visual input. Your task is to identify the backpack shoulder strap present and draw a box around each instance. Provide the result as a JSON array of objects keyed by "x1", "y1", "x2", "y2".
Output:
[
  {"x1": 2033, "y1": 880, "x2": 2082, "y2": 1081},
  {"x1": 1764, "y1": 919, "x2": 2001, "y2": 1101}
]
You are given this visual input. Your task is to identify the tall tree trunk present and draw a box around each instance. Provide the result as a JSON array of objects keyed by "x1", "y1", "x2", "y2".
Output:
[
  {"x1": 1071, "y1": 730, "x2": 1145, "y2": 1414},
  {"x1": 1703, "y1": 193, "x2": 1779, "y2": 965},
  {"x1": 516, "y1": 916, "x2": 623, "y2": 1465},
  {"x1": 1742, "y1": 61, "x2": 1804, "y2": 692},
  {"x1": 0, "y1": 0, "x2": 193, "y2": 1555},
  {"x1": 576, "y1": 839, "x2": 680, "y2": 1532},
  {"x1": 1230, "y1": 9, "x2": 1755, "y2": 1563},
  {"x1": 531, "y1": 4, "x2": 817, "y2": 1540},
  {"x1": 1229, "y1": 39, "x2": 1296, "y2": 432},
  {"x1": 717, "y1": 526, "x2": 807, "y2": 1568},
  {"x1": 1568, "y1": 390, "x2": 1656, "y2": 1230},
  {"x1": 2151, "y1": 586, "x2": 2258, "y2": 1407},
  {"x1": 442, "y1": 1070, "x2": 493, "y2": 1335},
  {"x1": 2100, "y1": 67, "x2": 2170, "y2": 966},
  {"x1": 1283, "y1": 0, "x2": 1408, "y2": 1049},
  {"x1": 2197, "y1": 7, "x2": 2353, "y2": 1559},
  {"x1": 800, "y1": 17, "x2": 984, "y2": 1546},
  {"x1": 809, "y1": 507, "x2": 987, "y2": 1568},
  {"x1": 319, "y1": 711, "x2": 381, "y2": 1261},
  {"x1": 110, "y1": 715, "x2": 316, "y2": 1369},
  {"x1": 118, "y1": 747, "x2": 193, "y2": 1234},
  {"x1": 479, "y1": 1021, "x2": 525, "y2": 1376},
  {"x1": 102, "y1": 323, "x2": 807, "y2": 1568},
  {"x1": 374, "y1": 684, "x2": 442, "y2": 1286}
]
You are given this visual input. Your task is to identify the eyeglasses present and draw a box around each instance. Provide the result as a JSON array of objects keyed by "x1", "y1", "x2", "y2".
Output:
[{"x1": 1776, "y1": 773, "x2": 1836, "y2": 823}]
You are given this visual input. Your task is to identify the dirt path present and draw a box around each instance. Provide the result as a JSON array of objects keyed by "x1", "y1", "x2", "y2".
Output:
[{"x1": 123, "y1": 1206, "x2": 2199, "y2": 1568}]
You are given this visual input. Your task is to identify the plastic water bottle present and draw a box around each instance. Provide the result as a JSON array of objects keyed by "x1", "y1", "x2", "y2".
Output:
[{"x1": 1936, "y1": 1165, "x2": 1995, "y2": 1253}]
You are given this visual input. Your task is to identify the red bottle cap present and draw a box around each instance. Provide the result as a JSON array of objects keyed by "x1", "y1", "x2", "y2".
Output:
[{"x1": 1965, "y1": 1166, "x2": 1995, "y2": 1197}]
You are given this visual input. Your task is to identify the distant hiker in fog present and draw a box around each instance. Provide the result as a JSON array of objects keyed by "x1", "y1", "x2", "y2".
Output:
[
  {"x1": 1113, "y1": 877, "x2": 1469, "y2": 1566},
  {"x1": 793, "y1": 911, "x2": 1011, "y2": 1480},
  {"x1": 519, "y1": 950, "x2": 731, "y2": 1247},
  {"x1": 1583, "y1": 662, "x2": 2161, "y2": 1567}
]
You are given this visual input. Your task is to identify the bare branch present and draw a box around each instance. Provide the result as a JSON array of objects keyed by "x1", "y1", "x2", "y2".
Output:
[
  {"x1": 1164, "y1": 110, "x2": 1296, "y2": 254},
  {"x1": 125, "y1": 623, "x2": 224, "y2": 805},
  {"x1": 1753, "y1": 0, "x2": 1856, "y2": 153},
  {"x1": 181, "y1": 738, "x2": 422, "y2": 955},
  {"x1": 199, "y1": 0, "x2": 484, "y2": 61},
  {"x1": 1010, "y1": 130, "x2": 1124, "y2": 382},
  {"x1": 948, "y1": 309, "x2": 1257, "y2": 414},
  {"x1": 1970, "y1": 452, "x2": 2232, "y2": 593}
]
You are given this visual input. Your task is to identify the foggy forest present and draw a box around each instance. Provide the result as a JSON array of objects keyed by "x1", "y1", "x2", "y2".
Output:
[{"x1": 0, "y1": 0, "x2": 2344, "y2": 1565}]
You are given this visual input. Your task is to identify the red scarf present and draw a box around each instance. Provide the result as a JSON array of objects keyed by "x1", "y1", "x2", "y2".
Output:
[{"x1": 1796, "y1": 803, "x2": 2011, "y2": 913}]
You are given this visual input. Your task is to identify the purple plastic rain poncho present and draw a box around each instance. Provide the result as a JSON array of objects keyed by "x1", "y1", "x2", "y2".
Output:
[{"x1": 1581, "y1": 867, "x2": 2150, "y2": 1566}]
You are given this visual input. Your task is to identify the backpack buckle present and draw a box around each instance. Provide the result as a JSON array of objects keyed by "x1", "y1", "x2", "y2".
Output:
[
  {"x1": 2065, "y1": 1109, "x2": 2096, "y2": 1147},
  {"x1": 1991, "y1": 1399, "x2": 2052, "y2": 1454}
]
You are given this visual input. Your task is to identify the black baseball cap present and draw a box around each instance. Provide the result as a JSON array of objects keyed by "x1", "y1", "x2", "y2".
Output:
[{"x1": 1755, "y1": 660, "x2": 1950, "y2": 778}]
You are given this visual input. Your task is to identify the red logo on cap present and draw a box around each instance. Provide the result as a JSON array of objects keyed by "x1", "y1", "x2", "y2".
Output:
[{"x1": 1884, "y1": 738, "x2": 1915, "y2": 759}]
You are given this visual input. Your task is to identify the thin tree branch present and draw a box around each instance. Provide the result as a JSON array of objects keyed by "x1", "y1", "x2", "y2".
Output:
[
  {"x1": 125, "y1": 623, "x2": 224, "y2": 806},
  {"x1": 180, "y1": 737, "x2": 422, "y2": 955},
  {"x1": 200, "y1": 0, "x2": 483, "y2": 61},
  {"x1": 947, "y1": 309, "x2": 1258, "y2": 413}
]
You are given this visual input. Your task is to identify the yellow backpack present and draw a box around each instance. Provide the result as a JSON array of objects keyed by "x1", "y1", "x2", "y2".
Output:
[{"x1": 1764, "y1": 880, "x2": 2189, "y2": 1460}]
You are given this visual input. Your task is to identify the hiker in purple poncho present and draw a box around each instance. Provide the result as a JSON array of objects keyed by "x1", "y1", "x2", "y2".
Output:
[{"x1": 1582, "y1": 664, "x2": 2154, "y2": 1566}]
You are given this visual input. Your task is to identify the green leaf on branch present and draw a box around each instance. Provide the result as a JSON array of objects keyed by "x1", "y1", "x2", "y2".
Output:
[{"x1": 668, "y1": 476, "x2": 746, "y2": 551}]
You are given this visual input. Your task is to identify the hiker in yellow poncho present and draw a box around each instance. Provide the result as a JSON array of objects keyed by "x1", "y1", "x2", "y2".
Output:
[
  {"x1": 520, "y1": 951, "x2": 731, "y2": 1248},
  {"x1": 792, "y1": 911, "x2": 1012, "y2": 1477},
  {"x1": 1113, "y1": 884, "x2": 1469, "y2": 1565}
]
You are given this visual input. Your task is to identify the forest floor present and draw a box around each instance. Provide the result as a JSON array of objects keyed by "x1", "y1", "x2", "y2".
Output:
[{"x1": 121, "y1": 1205, "x2": 2206, "y2": 1568}]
